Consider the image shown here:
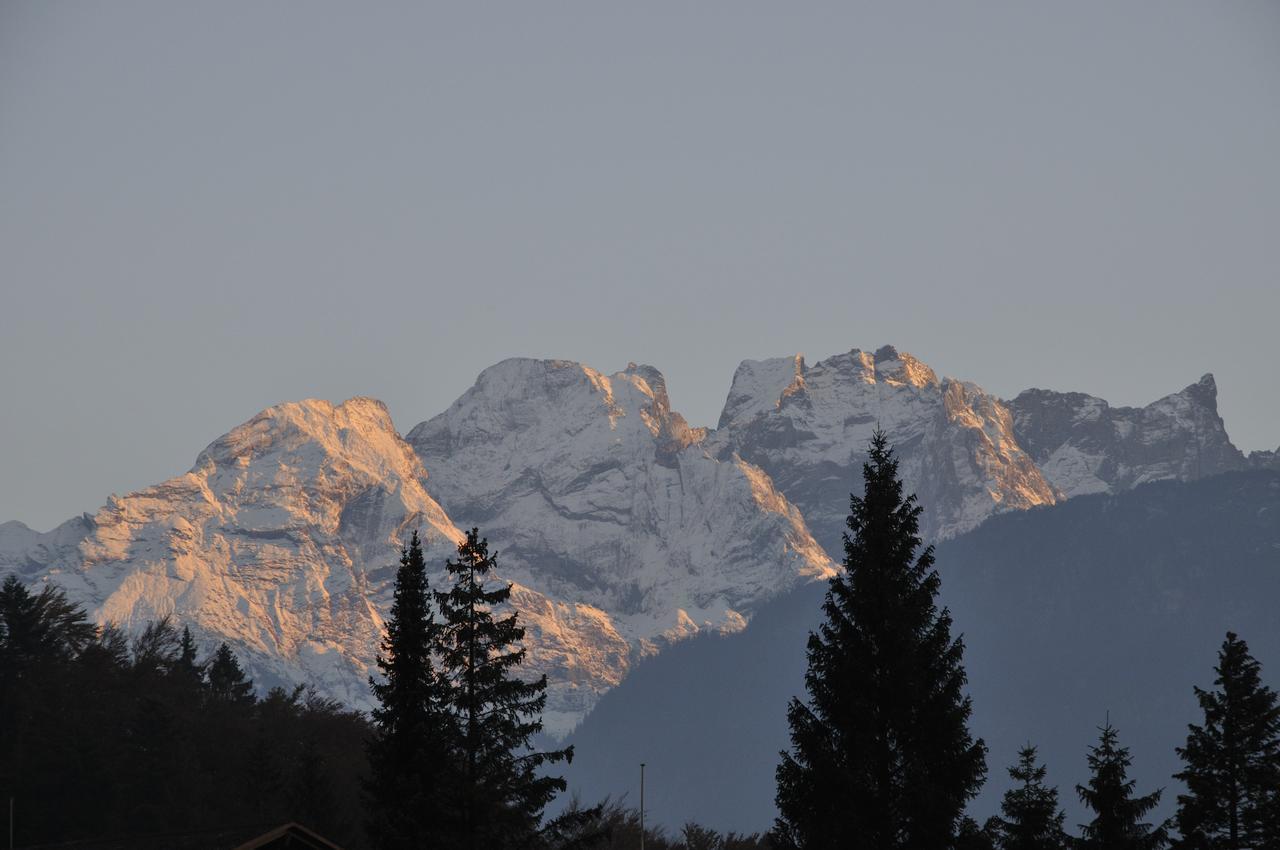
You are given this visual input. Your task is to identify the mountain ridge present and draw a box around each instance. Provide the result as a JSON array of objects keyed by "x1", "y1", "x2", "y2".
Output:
[{"x1": 2, "y1": 345, "x2": 1267, "y2": 736}]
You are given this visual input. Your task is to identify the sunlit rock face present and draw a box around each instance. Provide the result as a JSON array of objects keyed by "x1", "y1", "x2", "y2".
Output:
[
  {"x1": 0, "y1": 398, "x2": 470, "y2": 712},
  {"x1": 710, "y1": 345, "x2": 1057, "y2": 552},
  {"x1": 1008, "y1": 374, "x2": 1248, "y2": 498},
  {"x1": 406, "y1": 358, "x2": 835, "y2": 732}
]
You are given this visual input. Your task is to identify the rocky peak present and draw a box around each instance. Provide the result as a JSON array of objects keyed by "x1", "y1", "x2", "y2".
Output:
[
  {"x1": 712, "y1": 345, "x2": 1055, "y2": 548},
  {"x1": 1008, "y1": 374, "x2": 1246, "y2": 498},
  {"x1": 407, "y1": 357, "x2": 834, "y2": 731},
  {"x1": 8, "y1": 396, "x2": 464, "y2": 716},
  {"x1": 623, "y1": 362, "x2": 704, "y2": 458},
  {"x1": 718, "y1": 354, "x2": 806, "y2": 430},
  {"x1": 872, "y1": 345, "x2": 939, "y2": 388},
  {"x1": 1183, "y1": 373, "x2": 1219, "y2": 407}
]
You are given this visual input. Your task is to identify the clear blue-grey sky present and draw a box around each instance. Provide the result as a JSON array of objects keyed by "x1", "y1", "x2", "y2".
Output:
[{"x1": 2, "y1": 2, "x2": 1278, "y2": 531}]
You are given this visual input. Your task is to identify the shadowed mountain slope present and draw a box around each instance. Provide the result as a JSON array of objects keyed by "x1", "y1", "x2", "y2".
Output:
[{"x1": 559, "y1": 470, "x2": 1280, "y2": 834}]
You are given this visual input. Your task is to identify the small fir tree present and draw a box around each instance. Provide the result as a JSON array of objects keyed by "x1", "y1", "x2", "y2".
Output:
[
  {"x1": 365, "y1": 530, "x2": 462, "y2": 850},
  {"x1": 1174, "y1": 631, "x2": 1280, "y2": 850},
  {"x1": 1077, "y1": 721, "x2": 1168, "y2": 850},
  {"x1": 175, "y1": 626, "x2": 203, "y2": 684},
  {"x1": 206, "y1": 642, "x2": 254, "y2": 704},
  {"x1": 993, "y1": 745, "x2": 1068, "y2": 850},
  {"x1": 774, "y1": 431, "x2": 987, "y2": 849},
  {"x1": 435, "y1": 528, "x2": 574, "y2": 849}
]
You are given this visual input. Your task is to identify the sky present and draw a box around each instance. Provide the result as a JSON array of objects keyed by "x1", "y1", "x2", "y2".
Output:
[{"x1": 2, "y1": 1, "x2": 1278, "y2": 531}]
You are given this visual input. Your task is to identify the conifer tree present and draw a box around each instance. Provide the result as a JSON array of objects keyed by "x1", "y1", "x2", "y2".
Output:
[
  {"x1": 435, "y1": 527, "x2": 574, "y2": 849},
  {"x1": 774, "y1": 431, "x2": 987, "y2": 850},
  {"x1": 365, "y1": 530, "x2": 461, "y2": 850},
  {"x1": 1174, "y1": 631, "x2": 1280, "y2": 850},
  {"x1": 0, "y1": 575, "x2": 96, "y2": 671},
  {"x1": 993, "y1": 745, "x2": 1068, "y2": 850},
  {"x1": 1077, "y1": 721, "x2": 1168, "y2": 849},
  {"x1": 206, "y1": 642, "x2": 255, "y2": 704},
  {"x1": 956, "y1": 817, "x2": 1000, "y2": 850},
  {"x1": 176, "y1": 626, "x2": 202, "y2": 681},
  {"x1": 172, "y1": 625, "x2": 207, "y2": 706}
]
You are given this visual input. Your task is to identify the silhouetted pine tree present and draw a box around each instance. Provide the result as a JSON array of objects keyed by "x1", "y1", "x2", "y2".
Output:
[
  {"x1": 206, "y1": 642, "x2": 255, "y2": 704},
  {"x1": 0, "y1": 576, "x2": 99, "y2": 838},
  {"x1": 955, "y1": 817, "x2": 1000, "y2": 850},
  {"x1": 435, "y1": 528, "x2": 574, "y2": 849},
  {"x1": 1077, "y1": 721, "x2": 1168, "y2": 850},
  {"x1": 774, "y1": 431, "x2": 987, "y2": 850},
  {"x1": 1174, "y1": 631, "x2": 1280, "y2": 850},
  {"x1": 0, "y1": 575, "x2": 96, "y2": 675},
  {"x1": 176, "y1": 625, "x2": 203, "y2": 686},
  {"x1": 993, "y1": 745, "x2": 1068, "y2": 850},
  {"x1": 365, "y1": 530, "x2": 462, "y2": 850},
  {"x1": 1260, "y1": 793, "x2": 1280, "y2": 850}
]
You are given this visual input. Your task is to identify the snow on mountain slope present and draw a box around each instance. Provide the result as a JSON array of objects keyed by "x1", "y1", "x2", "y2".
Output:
[
  {"x1": 0, "y1": 398, "x2": 473, "y2": 713},
  {"x1": 2, "y1": 374, "x2": 830, "y2": 738},
  {"x1": 710, "y1": 345, "x2": 1057, "y2": 552},
  {"x1": 3, "y1": 349, "x2": 1267, "y2": 737},
  {"x1": 406, "y1": 358, "x2": 835, "y2": 725},
  {"x1": 0, "y1": 515, "x2": 93, "y2": 572},
  {"x1": 1008, "y1": 374, "x2": 1248, "y2": 498}
]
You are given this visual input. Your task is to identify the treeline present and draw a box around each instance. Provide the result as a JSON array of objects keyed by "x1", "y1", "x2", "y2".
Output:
[
  {"x1": 0, "y1": 576, "x2": 369, "y2": 846},
  {"x1": 0, "y1": 536, "x2": 755, "y2": 850}
]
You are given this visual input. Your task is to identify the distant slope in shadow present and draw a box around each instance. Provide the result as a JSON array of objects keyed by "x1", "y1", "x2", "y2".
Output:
[{"x1": 559, "y1": 470, "x2": 1280, "y2": 835}]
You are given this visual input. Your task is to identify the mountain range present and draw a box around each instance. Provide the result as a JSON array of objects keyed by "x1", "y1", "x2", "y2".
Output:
[{"x1": 2, "y1": 345, "x2": 1275, "y2": 736}]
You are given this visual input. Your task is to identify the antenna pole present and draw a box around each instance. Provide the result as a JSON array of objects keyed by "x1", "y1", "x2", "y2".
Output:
[{"x1": 640, "y1": 763, "x2": 646, "y2": 850}]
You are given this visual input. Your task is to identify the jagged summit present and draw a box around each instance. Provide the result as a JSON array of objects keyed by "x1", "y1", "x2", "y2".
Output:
[
  {"x1": 716, "y1": 345, "x2": 942, "y2": 432},
  {"x1": 1008, "y1": 373, "x2": 1245, "y2": 498},
  {"x1": 407, "y1": 357, "x2": 834, "y2": 732},
  {"x1": 712, "y1": 345, "x2": 1054, "y2": 549},
  {"x1": 870, "y1": 344, "x2": 939, "y2": 388},
  {"x1": 717, "y1": 354, "x2": 807, "y2": 430}
]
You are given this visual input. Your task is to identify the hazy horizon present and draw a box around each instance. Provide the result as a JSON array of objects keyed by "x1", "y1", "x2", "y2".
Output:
[{"x1": 4, "y1": 1, "x2": 1278, "y2": 530}]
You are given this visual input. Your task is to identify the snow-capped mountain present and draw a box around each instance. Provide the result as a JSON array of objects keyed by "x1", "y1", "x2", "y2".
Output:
[
  {"x1": 1008, "y1": 374, "x2": 1251, "y2": 498},
  {"x1": 1, "y1": 371, "x2": 832, "y2": 736},
  {"x1": 1, "y1": 345, "x2": 1266, "y2": 736},
  {"x1": 406, "y1": 358, "x2": 835, "y2": 730},
  {"x1": 709, "y1": 345, "x2": 1057, "y2": 552},
  {"x1": 1, "y1": 397, "x2": 465, "y2": 712}
]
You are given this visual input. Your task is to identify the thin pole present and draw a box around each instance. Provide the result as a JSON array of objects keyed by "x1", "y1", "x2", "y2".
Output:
[
  {"x1": 9, "y1": 796, "x2": 13, "y2": 850},
  {"x1": 640, "y1": 762, "x2": 650, "y2": 850}
]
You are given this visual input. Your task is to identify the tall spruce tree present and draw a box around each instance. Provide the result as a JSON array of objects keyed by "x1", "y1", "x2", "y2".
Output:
[
  {"x1": 993, "y1": 745, "x2": 1068, "y2": 850},
  {"x1": 1174, "y1": 631, "x2": 1280, "y2": 850},
  {"x1": 435, "y1": 528, "x2": 574, "y2": 849},
  {"x1": 365, "y1": 530, "x2": 462, "y2": 850},
  {"x1": 1077, "y1": 721, "x2": 1168, "y2": 850},
  {"x1": 774, "y1": 431, "x2": 987, "y2": 850}
]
